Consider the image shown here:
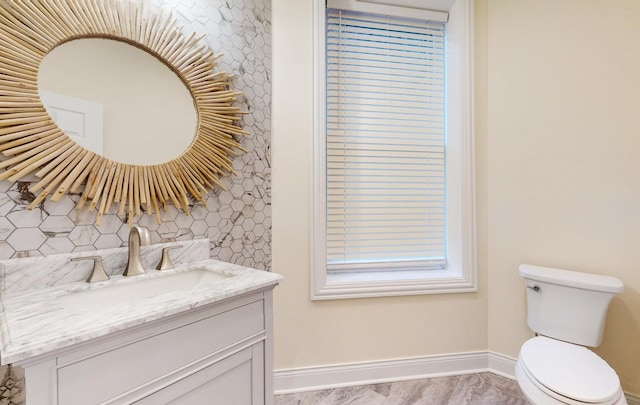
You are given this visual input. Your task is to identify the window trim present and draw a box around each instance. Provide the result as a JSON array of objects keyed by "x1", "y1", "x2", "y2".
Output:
[{"x1": 311, "y1": 0, "x2": 476, "y2": 300}]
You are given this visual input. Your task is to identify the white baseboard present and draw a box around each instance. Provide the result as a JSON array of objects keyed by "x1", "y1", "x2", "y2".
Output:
[
  {"x1": 274, "y1": 351, "x2": 515, "y2": 394},
  {"x1": 274, "y1": 352, "x2": 638, "y2": 403},
  {"x1": 627, "y1": 393, "x2": 640, "y2": 405},
  {"x1": 487, "y1": 351, "x2": 517, "y2": 379}
]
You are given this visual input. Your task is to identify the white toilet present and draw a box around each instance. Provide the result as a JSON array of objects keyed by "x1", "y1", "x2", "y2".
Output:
[{"x1": 516, "y1": 264, "x2": 627, "y2": 405}]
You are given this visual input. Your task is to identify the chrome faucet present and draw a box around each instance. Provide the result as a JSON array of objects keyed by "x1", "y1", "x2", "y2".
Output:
[{"x1": 123, "y1": 226, "x2": 150, "y2": 276}]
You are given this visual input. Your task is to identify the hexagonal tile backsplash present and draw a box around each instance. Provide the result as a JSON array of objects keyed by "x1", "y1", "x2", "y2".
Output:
[{"x1": 0, "y1": 0, "x2": 271, "y2": 269}]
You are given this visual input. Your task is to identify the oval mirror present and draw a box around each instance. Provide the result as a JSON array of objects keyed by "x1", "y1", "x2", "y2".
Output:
[
  {"x1": 0, "y1": 0, "x2": 247, "y2": 225},
  {"x1": 38, "y1": 38, "x2": 198, "y2": 166}
]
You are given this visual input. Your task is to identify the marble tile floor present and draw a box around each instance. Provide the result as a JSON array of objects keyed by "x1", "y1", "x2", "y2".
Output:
[{"x1": 274, "y1": 372, "x2": 531, "y2": 405}]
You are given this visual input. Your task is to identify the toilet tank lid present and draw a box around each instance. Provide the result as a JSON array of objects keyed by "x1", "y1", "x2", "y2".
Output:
[{"x1": 519, "y1": 264, "x2": 623, "y2": 293}]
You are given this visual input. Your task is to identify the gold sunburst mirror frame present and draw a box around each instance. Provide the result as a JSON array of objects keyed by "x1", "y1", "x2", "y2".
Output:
[{"x1": 0, "y1": 0, "x2": 247, "y2": 225}]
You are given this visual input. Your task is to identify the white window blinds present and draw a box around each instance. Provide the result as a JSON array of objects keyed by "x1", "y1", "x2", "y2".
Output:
[{"x1": 325, "y1": 7, "x2": 447, "y2": 272}]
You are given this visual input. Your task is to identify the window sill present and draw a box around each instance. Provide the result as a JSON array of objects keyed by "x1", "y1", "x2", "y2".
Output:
[{"x1": 311, "y1": 268, "x2": 477, "y2": 300}]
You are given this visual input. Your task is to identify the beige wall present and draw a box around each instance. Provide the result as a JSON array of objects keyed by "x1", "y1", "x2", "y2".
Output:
[
  {"x1": 271, "y1": 0, "x2": 489, "y2": 369},
  {"x1": 487, "y1": 0, "x2": 640, "y2": 395},
  {"x1": 272, "y1": 0, "x2": 640, "y2": 396}
]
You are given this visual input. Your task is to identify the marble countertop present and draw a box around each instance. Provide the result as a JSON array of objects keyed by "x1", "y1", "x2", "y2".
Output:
[{"x1": 0, "y1": 255, "x2": 282, "y2": 365}]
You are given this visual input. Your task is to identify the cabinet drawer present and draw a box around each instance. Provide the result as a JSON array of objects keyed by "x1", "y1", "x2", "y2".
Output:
[
  {"x1": 134, "y1": 346, "x2": 256, "y2": 405},
  {"x1": 57, "y1": 301, "x2": 264, "y2": 404}
]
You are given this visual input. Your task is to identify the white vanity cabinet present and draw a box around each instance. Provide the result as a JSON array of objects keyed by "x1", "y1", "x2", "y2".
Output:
[{"x1": 18, "y1": 289, "x2": 276, "y2": 405}]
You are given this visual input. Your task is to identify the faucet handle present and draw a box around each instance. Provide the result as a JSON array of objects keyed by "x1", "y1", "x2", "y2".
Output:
[
  {"x1": 72, "y1": 256, "x2": 109, "y2": 283},
  {"x1": 155, "y1": 245, "x2": 182, "y2": 270}
]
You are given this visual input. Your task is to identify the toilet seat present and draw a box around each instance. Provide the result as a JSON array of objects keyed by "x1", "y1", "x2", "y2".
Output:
[{"x1": 518, "y1": 336, "x2": 622, "y2": 404}]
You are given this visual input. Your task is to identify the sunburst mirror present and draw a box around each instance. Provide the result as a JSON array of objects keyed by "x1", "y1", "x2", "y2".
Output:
[{"x1": 0, "y1": 0, "x2": 246, "y2": 225}]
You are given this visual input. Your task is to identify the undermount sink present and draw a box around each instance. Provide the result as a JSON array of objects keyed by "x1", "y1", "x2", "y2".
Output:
[{"x1": 56, "y1": 268, "x2": 233, "y2": 311}]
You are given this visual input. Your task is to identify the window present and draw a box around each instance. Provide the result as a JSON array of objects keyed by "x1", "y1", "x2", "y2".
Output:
[{"x1": 312, "y1": 0, "x2": 475, "y2": 300}]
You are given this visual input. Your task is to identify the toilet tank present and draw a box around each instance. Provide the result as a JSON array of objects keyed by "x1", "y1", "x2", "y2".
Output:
[{"x1": 519, "y1": 264, "x2": 623, "y2": 347}]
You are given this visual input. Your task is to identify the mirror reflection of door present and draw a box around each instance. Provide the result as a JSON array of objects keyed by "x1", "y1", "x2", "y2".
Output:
[
  {"x1": 38, "y1": 38, "x2": 197, "y2": 166},
  {"x1": 39, "y1": 90, "x2": 104, "y2": 155}
]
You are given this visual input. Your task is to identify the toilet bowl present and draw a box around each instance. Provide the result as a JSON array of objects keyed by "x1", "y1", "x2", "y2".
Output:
[
  {"x1": 516, "y1": 264, "x2": 626, "y2": 405},
  {"x1": 515, "y1": 336, "x2": 627, "y2": 405}
]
